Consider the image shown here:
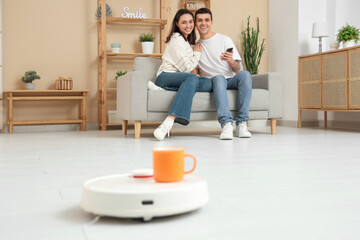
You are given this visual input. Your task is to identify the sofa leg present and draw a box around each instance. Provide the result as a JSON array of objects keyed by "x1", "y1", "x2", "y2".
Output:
[
  {"x1": 134, "y1": 121, "x2": 141, "y2": 139},
  {"x1": 122, "y1": 120, "x2": 128, "y2": 135},
  {"x1": 270, "y1": 118, "x2": 277, "y2": 134}
]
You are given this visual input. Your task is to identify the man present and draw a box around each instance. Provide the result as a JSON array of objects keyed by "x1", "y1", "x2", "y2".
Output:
[{"x1": 194, "y1": 8, "x2": 252, "y2": 140}]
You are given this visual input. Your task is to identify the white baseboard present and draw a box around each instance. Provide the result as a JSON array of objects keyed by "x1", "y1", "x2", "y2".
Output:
[
  {"x1": 325, "y1": 120, "x2": 360, "y2": 130},
  {"x1": 277, "y1": 119, "x2": 319, "y2": 128},
  {"x1": 283, "y1": 119, "x2": 360, "y2": 131}
]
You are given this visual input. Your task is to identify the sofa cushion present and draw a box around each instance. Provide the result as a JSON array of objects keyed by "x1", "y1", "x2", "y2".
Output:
[
  {"x1": 148, "y1": 89, "x2": 269, "y2": 112},
  {"x1": 229, "y1": 89, "x2": 270, "y2": 111},
  {"x1": 134, "y1": 57, "x2": 162, "y2": 82}
]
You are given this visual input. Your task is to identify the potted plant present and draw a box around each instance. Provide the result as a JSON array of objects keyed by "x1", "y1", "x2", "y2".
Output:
[
  {"x1": 337, "y1": 24, "x2": 359, "y2": 48},
  {"x1": 139, "y1": 33, "x2": 155, "y2": 54},
  {"x1": 114, "y1": 70, "x2": 127, "y2": 80},
  {"x1": 241, "y1": 16, "x2": 265, "y2": 75},
  {"x1": 22, "y1": 70, "x2": 40, "y2": 90}
]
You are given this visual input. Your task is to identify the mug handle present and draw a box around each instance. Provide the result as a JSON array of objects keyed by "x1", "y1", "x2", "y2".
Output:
[{"x1": 184, "y1": 154, "x2": 197, "y2": 174}]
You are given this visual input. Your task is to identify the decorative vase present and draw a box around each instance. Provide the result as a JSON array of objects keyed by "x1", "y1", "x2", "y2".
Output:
[
  {"x1": 25, "y1": 82, "x2": 34, "y2": 90},
  {"x1": 343, "y1": 39, "x2": 356, "y2": 48},
  {"x1": 141, "y1": 42, "x2": 154, "y2": 54},
  {"x1": 329, "y1": 42, "x2": 340, "y2": 50}
]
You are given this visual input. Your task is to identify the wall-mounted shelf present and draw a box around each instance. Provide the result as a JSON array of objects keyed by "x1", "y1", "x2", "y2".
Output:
[
  {"x1": 106, "y1": 52, "x2": 163, "y2": 58},
  {"x1": 104, "y1": 17, "x2": 167, "y2": 25}
]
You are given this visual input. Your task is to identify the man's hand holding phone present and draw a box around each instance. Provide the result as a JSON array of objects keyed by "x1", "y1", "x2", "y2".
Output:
[{"x1": 221, "y1": 47, "x2": 234, "y2": 62}]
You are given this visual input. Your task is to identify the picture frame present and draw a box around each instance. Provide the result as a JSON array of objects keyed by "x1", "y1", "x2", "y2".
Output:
[{"x1": 186, "y1": 1, "x2": 197, "y2": 10}]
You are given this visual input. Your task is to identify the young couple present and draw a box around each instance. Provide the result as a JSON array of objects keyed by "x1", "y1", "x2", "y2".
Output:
[{"x1": 154, "y1": 8, "x2": 252, "y2": 141}]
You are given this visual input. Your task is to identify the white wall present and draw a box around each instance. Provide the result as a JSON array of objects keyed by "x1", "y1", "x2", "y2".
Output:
[
  {"x1": 326, "y1": 0, "x2": 336, "y2": 43},
  {"x1": 298, "y1": 0, "x2": 327, "y2": 55},
  {"x1": 269, "y1": 0, "x2": 299, "y2": 122},
  {"x1": 327, "y1": 0, "x2": 360, "y2": 47},
  {"x1": 335, "y1": 0, "x2": 360, "y2": 31}
]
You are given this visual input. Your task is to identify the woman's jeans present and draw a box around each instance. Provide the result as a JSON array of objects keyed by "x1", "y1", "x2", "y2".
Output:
[
  {"x1": 211, "y1": 71, "x2": 252, "y2": 127},
  {"x1": 155, "y1": 72, "x2": 212, "y2": 125}
]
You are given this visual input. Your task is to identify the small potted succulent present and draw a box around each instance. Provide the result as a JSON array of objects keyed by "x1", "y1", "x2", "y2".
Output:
[
  {"x1": 22, "y1": 70, "x2": 40, "y2": 90},
  {"x1": 336, "y1": 24, "x2": 359, "y2": 48},
  {"x1": 114, "y1": 70, "x2": 127, "y2": 80},
  {"x1": 139, "y1": 33, "x2": 155, "y2": 54}
]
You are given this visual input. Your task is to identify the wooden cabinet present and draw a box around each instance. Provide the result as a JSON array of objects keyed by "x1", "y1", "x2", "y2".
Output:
[
  {"x1": 349, "y1": 49, "x2": 360, "y2": 108},
  {"x1": 97, "y1": 0, "x2": 171, "y2": 130},
  {"x1": 299, "y1": 56, "x2": 321, "y2": 108},
  {"x1": 298, "y1": 45, "x2": 360, "y2": 127},
  {"x1": 322, "y1": 51, "x2": 347, "y2": 109}
]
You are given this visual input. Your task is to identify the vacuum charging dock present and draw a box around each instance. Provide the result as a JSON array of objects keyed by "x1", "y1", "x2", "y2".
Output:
[{"x1": 80, "y1": 173, "x2": 209, "y2": 221}]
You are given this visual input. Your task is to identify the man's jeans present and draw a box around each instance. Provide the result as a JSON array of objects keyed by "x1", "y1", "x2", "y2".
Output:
[
  {"x1": 211, "y1": 71, "x2": 252, "y2": 127},
  {"x1": 155, "y1": 72, "x2": 212, "y2": 125}
]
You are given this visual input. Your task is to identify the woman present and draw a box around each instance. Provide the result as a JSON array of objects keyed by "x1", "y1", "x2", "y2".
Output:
[{"x1": 153, "y1": 9, "x2": 211, "y2": 141}]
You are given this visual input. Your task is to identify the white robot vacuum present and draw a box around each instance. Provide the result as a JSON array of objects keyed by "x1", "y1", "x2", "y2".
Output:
[{"x1": 80, "y1": 170, "x2": 209, "y2": 221}]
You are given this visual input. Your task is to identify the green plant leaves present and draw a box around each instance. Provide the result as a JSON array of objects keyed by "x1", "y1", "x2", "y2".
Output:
[
  {"x1": 114, "y1": 70, "x2": 127, "y2": 80},
  {"x1": 22, "y1": 71, "x2": 40, "y2": 83},
  {"x1": 241, "y1": 16, "x2": 265, "y2": 75},
  {"x1": 139, "y1": 33, "x2": 155, "y2": 42},
  {"x1": 336, "y1": 24, "x2": 359, "y2": 43}
]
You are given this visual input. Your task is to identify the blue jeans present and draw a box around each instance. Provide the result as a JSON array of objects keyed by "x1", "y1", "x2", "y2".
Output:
[
  {"x1": 198, "y1": 77, "x2": 213, "y2": 92},
  {"x1": 211, "y1": 71, "x2": 252, "y2": 127},
  {"x1": 155, "y1": 72, "x2": 200, "y2": 125}
]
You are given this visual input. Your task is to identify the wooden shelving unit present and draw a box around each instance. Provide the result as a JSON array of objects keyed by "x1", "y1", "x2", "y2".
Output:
[
  {"x1": 181, "y1": 0, "x2": 211, "y2": 13},
  {"x1": 97, "y1": 0, "x2": 171, "y2": 130},
  {"x1": 5, "y1": 90, "x2": 89, "y2": 134}
]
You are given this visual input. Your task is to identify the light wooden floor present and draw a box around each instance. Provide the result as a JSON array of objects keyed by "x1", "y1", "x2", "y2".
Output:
[{"x1": 1, "y1": 126, "x2": 360, "y2": 240}]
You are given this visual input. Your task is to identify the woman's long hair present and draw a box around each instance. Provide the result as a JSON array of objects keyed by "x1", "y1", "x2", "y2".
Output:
[{"x1": 166, "y1": 9, "x2": 196, "y2": 45}]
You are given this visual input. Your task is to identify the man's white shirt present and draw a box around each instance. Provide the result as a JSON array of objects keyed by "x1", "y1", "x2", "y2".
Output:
[{"x1": 197, "y1": 33, "x2": 242, "y2": 79}]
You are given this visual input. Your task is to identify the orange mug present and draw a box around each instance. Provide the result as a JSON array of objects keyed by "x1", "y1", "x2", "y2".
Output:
[{"x1": 152, "y1": 147, "x2": 197, "y2": 182}]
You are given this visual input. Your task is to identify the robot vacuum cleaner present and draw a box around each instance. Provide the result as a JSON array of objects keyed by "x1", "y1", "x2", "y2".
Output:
[{"x1": 80, "y1": 169, "x2": 209, "y2": 221}]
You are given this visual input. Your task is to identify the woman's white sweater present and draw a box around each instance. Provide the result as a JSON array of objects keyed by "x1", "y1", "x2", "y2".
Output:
[{"x1": 156, "y1": 32, "x2": 201, "y2": 76}]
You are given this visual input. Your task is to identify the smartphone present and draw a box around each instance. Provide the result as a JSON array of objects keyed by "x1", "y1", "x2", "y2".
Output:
[{"x1": 226, "y1": 47, "x2": 233, "y2": 52}]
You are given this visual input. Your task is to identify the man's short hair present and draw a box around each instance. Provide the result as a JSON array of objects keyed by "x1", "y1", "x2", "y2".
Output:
[{"x1": 195, "y1": 8, "x2": 213, "y2": 21}]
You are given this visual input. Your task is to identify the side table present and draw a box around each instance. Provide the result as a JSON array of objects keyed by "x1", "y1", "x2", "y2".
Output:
[{"x1": 5, "y1": 90, "x2": 90, "y2": 134}]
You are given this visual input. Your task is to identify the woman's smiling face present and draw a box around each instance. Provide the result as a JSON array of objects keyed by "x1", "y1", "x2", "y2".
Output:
[{"x1": 176, "y1": 13, "x2": 194, "y2": 38}]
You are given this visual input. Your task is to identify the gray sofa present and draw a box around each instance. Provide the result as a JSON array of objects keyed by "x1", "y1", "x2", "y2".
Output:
[{"x1": 117, "y1": 57, "x2": 283, "y2": 138}]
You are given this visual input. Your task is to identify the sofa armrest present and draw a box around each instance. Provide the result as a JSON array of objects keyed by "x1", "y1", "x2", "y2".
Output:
[
  {"x1": 252, "y1": 73, "x2": 283, "y2": 119},
  {"x1": 116, "y1": 71, "x2": 148, "y2": 121}
]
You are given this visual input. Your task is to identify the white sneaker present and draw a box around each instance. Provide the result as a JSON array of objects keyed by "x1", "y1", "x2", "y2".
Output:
[
  {"x1": 236, "y1": 122, "x2": 252, "y2": 138},
  {"x1": 220, "y1": 122, "x2": 233, "y2": 140},
  {"x1": 153, "y1": 118, "x2": 174, "y2": 141},
  {"x1": 148, "y1": 81, "x2": 165, "y2": 91}
]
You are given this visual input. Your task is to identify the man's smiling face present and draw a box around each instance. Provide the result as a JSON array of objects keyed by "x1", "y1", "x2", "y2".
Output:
[{"x1": 195, "y1": 13, "x2": 213, "y2": 37}]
